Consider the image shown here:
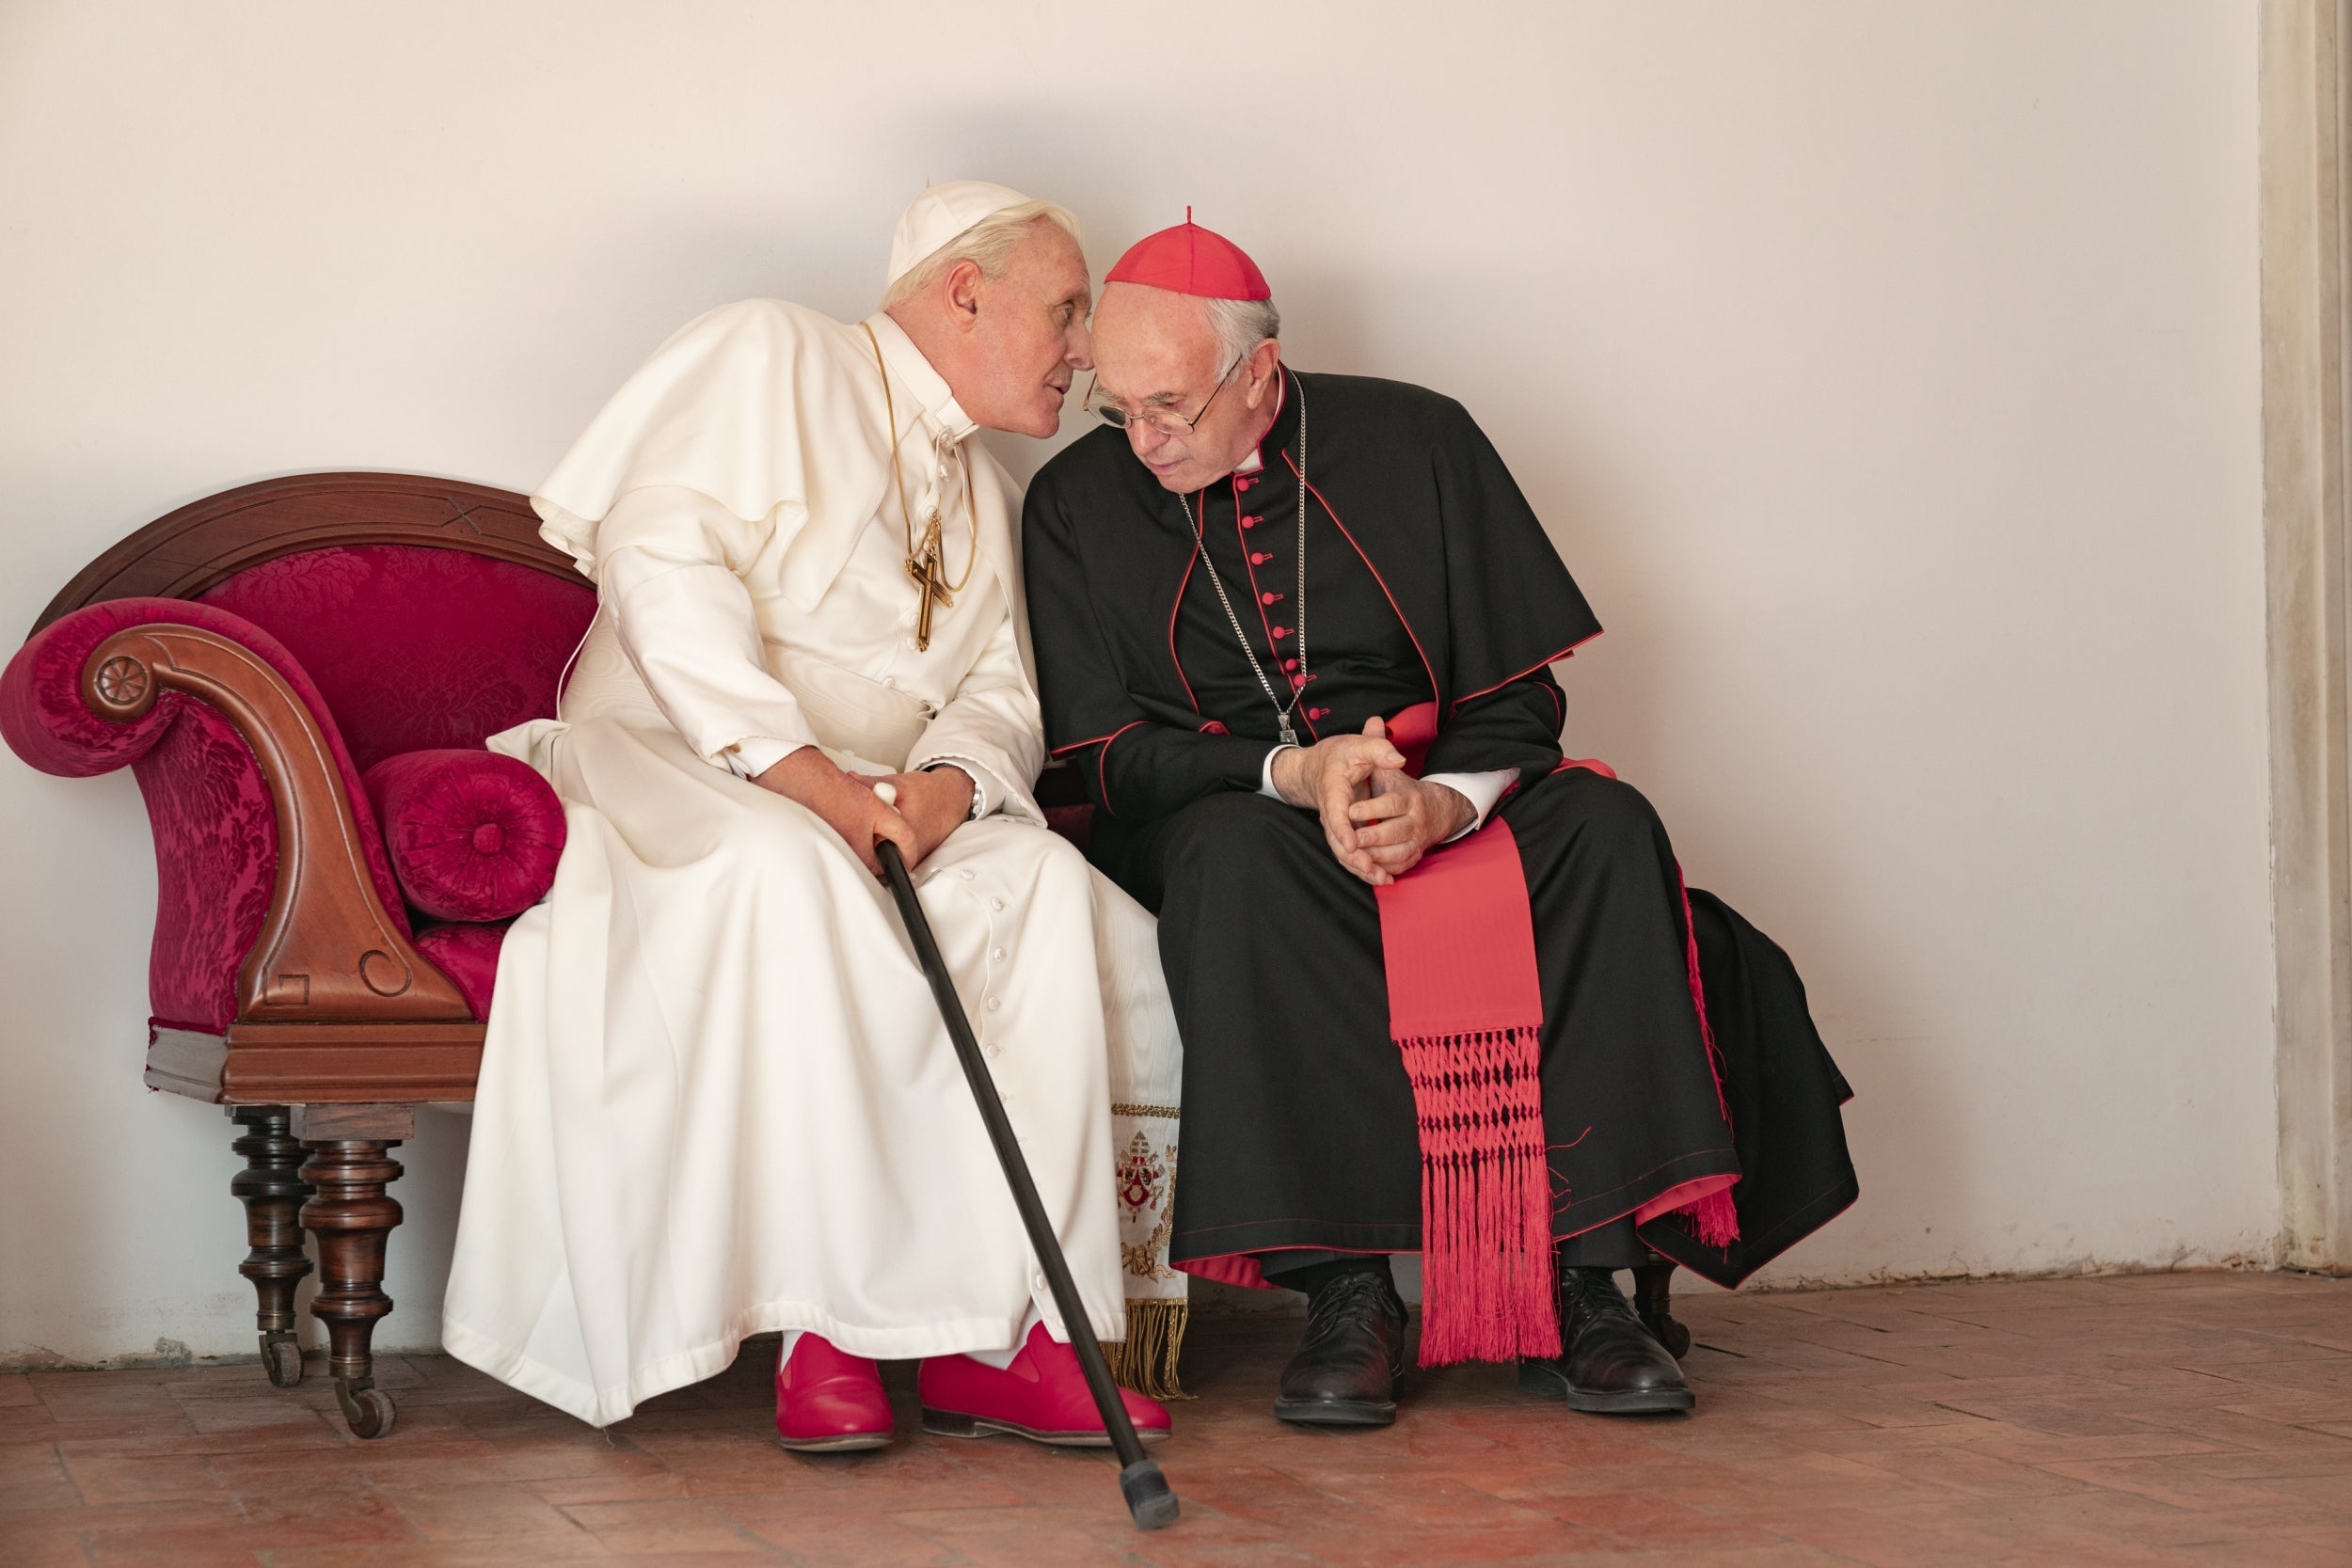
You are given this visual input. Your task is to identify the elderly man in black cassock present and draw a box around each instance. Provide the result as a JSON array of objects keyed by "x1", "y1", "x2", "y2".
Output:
[{"x1": 1022, "y1": 215, "x2": 1856, "y2": 1427}]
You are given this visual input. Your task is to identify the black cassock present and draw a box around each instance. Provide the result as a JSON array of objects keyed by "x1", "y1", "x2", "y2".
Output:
[{"x1": 1024, "y1": 369, "x2": 1855, "y2": 1289}]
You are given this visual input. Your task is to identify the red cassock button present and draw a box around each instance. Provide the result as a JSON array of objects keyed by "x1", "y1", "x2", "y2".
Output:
[
  {"x1": 1282, "y1": 657, "x2": 1297, "y2": 671},
  {"x1": 1310, "y1": 707, "x2": 1330, "y2": 721},
  {"x1": 1272, "y1": 626, "x2": 1291, "y2": 639},
  {"x1": 1261, "y1": 592, "x2": 1281, "y2": 605},
  {"x1": 1250, "y1": 552, "x2": 1271, "y2": 564},
  {"x1": 1241, "y1": 516, "x2": 1256, "y2": 529}
]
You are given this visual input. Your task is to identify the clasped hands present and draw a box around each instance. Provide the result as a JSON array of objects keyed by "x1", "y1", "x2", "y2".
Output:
[
  {"x1": 752, "y1": 745, "x2": 974, "y2": 877},
  {"x1": 1269, "y1": 716, "x2": 1474, "y2": 887}
]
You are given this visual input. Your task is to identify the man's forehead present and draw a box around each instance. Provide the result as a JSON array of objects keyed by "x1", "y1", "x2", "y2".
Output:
[{"x1": 1095, "y1": 292, "x2": 1217, "y2": 399}]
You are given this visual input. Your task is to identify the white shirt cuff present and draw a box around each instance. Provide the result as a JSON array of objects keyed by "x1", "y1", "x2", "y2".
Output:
[
  {"x1": 1422, "y1": 768, "x2": 1518, "y2": 842},
  {"x1": 1259, "y1": 744, "x2": 1296, "y2": 800},
  {"x1": 724, "y1": 736, "x2": 810, "y2": 781}
]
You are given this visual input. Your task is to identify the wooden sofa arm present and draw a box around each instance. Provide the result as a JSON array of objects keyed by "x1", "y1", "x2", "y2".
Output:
[{"x1": 83, "y1": 622, "x2": 470, "y2": 1025}]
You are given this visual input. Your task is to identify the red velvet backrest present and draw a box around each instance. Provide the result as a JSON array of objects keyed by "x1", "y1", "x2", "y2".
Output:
[{"x1": 199, "y1": 545, "x2": 595, "y2": 772}]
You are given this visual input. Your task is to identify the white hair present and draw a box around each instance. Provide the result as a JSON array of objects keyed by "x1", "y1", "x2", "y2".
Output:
[
  {"x1": 1203, "y1": 294, "x2": 1281, "y2": 368},
  {"x1": 880, "y1": 198, "x2": 1084, "y2": 311}
]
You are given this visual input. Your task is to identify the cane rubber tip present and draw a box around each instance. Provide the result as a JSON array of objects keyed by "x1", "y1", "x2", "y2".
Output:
[
  {"x1": 872, "y1": 782, "x2": 898, "y2": 807},
  {"x1": 1119, "y1": 1460, "x2": 1179, "y2": 1529}
]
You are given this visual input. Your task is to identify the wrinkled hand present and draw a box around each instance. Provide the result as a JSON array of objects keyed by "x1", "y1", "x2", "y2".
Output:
[
  {"x1": 1269, "y1": 717, "x2": 1408, "y2": 886},
  {"x1": 850, "y1": 765, "x2": 974, "y2": 868},
  {"x1": 1348, "y1": 766, "x2": 1474, "y2": 879},
  {"x1": 752, "y1": 746, "x2": 917, "y2": 878}
]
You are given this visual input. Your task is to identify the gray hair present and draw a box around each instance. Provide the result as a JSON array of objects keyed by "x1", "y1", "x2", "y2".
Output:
[
  {"x1": 880, "y1": 199, "x2": 1084, "y2": 311},
  {"x1": 1203, "y1": 294, "x2": 1281, "y2": 368}
]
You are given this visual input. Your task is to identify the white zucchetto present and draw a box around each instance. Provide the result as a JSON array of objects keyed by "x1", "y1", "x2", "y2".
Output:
[{"x1": 885, "y1": 180, "x2": 1033, "y2": 288}]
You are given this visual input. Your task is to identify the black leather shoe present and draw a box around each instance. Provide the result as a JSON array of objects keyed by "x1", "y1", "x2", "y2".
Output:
[
  {"x1": 1518, "y1": 1267, "x2": 1694, "y2": 1415},
  {"x1": 1273, "y1": 1269, "x2": 1407, "y2": 1426}
]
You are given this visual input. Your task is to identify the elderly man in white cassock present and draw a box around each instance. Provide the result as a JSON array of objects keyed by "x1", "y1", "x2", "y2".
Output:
[{"x1": 440, "y1": 182, "x2": 1177, "y2": 1453}]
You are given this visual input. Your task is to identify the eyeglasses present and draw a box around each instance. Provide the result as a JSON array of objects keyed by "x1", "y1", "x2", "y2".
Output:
[{"x1": 1085, "y1": 353, "x2": 1245, "y2": 436}]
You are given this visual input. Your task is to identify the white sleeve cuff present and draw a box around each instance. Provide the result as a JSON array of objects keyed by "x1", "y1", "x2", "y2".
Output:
[
  {"x1": 723, "y1": 736, "x2": 811, "y2": 781},
  {"x1": 1422, "y1": 768, "x2": 1518, "y2": 842},
  {"x1": 1259, "y1": 744, "x2": 1297, "y2": 800}
]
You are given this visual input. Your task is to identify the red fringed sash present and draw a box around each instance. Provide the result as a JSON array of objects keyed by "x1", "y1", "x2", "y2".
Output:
[
  {"x1": 1374, "y1": 703, "x2": 1737, "y2": 1367},
  {"x1": 1376, "y1": 818, "x2": 1561, "y2": 1365}
]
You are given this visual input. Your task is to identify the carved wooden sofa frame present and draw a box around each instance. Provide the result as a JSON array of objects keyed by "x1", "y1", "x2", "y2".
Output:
[{"x1": 8, "y1": 474, "x2": 590, "y2": 1438}]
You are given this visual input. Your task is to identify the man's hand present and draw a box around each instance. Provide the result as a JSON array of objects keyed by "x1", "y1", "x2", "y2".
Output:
[
  {"x1": 751, "y1": 746, "x2": 918, "y2": 878},
  {"x1": 1269, "y1": 718, "x2": 1408, "y2": 886},
  {"x1": 850, "y1": 765, "x2": 975, "y2": 868},
  {"x1": 1347, "y1": 768, "x2": 1474, "y2": 879}
]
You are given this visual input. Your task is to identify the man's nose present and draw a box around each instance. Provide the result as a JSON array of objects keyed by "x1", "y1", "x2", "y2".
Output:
[
  {"x1": 1127, "y1": 420, "x2": 1168, "y2": 456},
  {"x1": 1066, "y1": 319, "x2": 1094, "y2": 372}
]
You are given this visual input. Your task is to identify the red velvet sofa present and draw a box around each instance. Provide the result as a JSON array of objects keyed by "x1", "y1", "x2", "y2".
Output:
[{"x1": 2, "y1": 474, "x2": 594, "y2": 1437}]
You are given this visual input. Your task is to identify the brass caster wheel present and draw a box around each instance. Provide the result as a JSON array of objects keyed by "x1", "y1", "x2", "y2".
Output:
[
  {"x1": 336, "y1": 1376, "x2": 396, "y2": 1439},
  {"x1": 261, "y1": 1331, "x2": 303, "y2": 1387}
]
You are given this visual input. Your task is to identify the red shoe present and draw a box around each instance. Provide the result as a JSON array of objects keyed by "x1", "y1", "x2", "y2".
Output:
[
  {"x1": 775, "y1": 1334, "x2": 893, "y2": 1452},
  {"x1": 917, "y1": 1322, "x2": 1172, "y2": 1448}
]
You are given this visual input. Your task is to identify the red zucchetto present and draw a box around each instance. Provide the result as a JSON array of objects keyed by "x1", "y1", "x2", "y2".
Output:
[{"x1": 1104, "y1": 208, "x2": 1271, "y2": 300}]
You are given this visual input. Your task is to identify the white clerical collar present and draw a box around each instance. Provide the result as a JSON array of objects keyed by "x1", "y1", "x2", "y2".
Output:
[
  {"x1": 1233, "y1": 369, "x2": 1289, "y2": 475},
  {"x1": 862, "y1": 312, "x2": 977, "y2": 444}
]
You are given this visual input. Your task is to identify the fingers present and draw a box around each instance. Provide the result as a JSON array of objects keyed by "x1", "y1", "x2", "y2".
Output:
[
  {"x1": 1347, "y1": 792, "x2": 1409, "y2": 825},
  {"x1": 1353, "y1": 815, "x2": 1422, "y2": 849}
]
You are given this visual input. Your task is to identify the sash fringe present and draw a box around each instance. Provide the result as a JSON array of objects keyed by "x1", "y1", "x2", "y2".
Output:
[
  {"x1": 1398, "y1": 1024, "x2": 1562, "y2": 1367},
  {"x1": 1106, "y1": 1299, "x2": 1190, "y2": 1401}
]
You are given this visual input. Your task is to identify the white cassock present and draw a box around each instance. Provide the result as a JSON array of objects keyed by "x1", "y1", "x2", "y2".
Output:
[{"x1": 439, "y1": 299, "x2": 1183, "y2": 1427}]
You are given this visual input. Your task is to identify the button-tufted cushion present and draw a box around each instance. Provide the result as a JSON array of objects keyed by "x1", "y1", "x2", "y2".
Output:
[{"x1": 363, "y1": 749, "x2": 565, "y2": 924}]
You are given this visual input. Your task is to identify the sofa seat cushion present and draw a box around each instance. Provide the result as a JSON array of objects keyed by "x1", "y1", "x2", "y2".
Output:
[
  {"x1": 364, "y1": 749, "x2": 565, "y2": 923},
  {"x1": 411, "y1": 920, "x2": 509, "y2": 1022}
]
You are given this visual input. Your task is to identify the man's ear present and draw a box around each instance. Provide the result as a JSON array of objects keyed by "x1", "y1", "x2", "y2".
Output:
[
  {"x1": 944, "y1": 259, "x2": 986, "y2": 333},
  {"x1": 1245, "y1": 338, "x2": 1284, "y2": 403}
]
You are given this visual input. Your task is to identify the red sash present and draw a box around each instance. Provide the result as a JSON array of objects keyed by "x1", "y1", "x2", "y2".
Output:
[{"x1": 1374, "y1": 703, "x2": 1736, "y2": 1367}]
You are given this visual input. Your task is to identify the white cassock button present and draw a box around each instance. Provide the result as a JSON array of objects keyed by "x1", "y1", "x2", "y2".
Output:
[
  {"x1": 992, "y1": 947, "x2": 1007, "y2": 962},
  {"x1": 961, "y1": 870, "x2": 977, "y2": 880},
  {"x1": 985, "y1": 996, "x2": 1001, "y2": 1012},
  {"x1": 984, "y1": 1041, "x2": 1001, "y2": 1059},
  {"x1": 882, "y1": 675, "x2": 898, "y2": 689},
  {"x1": 1034, "y1": 1274, "x2": 1049, "y2": 1292},
  {"x1": 991, "y1": 897, "x2": 1007, "y2": 911},
  {"x1": 904, "y1": 636, "x2": 919, "y2": 651}
]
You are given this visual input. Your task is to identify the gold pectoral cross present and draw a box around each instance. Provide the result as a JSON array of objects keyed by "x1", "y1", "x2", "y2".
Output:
[{"x1": 905, "y1": 515, "x2": 955, "y2": 651}]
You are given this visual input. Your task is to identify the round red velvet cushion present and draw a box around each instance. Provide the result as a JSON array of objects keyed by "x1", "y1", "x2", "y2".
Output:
[{"x1": 362, "y1": 749, "x2": 565, "y2": 923}]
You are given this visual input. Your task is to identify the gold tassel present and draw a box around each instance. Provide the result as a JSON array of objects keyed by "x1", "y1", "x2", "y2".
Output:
[{"x1": 1105, "y1": 1298, "x2": 1191, "y2": 1401}]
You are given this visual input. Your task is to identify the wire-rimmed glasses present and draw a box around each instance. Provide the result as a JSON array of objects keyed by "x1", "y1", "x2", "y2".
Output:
[{"x1": 1085, "y1": 353, "x2": 1245, "y2": 436}]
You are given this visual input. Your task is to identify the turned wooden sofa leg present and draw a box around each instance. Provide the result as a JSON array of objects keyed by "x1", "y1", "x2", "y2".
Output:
[
  {"x1": 1633, "y1": 1257, "x2": 1692, "y2": 1358},
  {"x1": 294, "y1": 1103, "x2": 414, "y2": 1439},
  {"x1": 228, "y1": 1105, "x2": 314, "y2": 1387}
]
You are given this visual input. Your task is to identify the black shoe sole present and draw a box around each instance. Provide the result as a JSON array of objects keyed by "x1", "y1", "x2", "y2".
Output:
[
  {"x1": 1517, "y1": 1358, "x2": 1694, "y2": 1415},
  {"x1": 1272, "y1": 1395, "x2": 1398, "y2": 1427}
]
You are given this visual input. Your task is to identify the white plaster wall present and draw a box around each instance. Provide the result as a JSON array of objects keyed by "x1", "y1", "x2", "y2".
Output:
[{"x1": 0, "y1": 1, "x2": 2272, "y2": 1363}]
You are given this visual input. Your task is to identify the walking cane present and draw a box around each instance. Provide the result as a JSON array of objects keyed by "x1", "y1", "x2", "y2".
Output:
[{"x1": 870, "y1": 783, "x2": 1180, "y2": 1531}]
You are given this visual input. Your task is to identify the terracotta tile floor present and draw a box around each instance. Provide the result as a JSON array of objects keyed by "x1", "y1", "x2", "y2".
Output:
[{"x1": 3, "y1": 1271, "x2": 2349, "y2": 1566}]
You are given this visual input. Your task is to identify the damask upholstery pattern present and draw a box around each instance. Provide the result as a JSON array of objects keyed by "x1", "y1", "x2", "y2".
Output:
[
  {"x1": 410, "y1": 921, "x2": 508, "y2": 1022},
  {"x1": 1, "y1": 595, "x2": 414, "y2": 1031},
  {"x1": 135, "y1": 702, "x2": 279, "y2": 1032},
  {"x1": 363, "y1": 749, "x2": 565, "y2": 924},
  {"x1": 200, "y1": 546, "x2": 596, "y2": 773}
]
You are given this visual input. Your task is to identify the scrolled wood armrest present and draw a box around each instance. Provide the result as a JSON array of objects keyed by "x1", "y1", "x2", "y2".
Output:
[{"x1": 83, "y1": 623, "x2": 470, "y2": 1024}]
